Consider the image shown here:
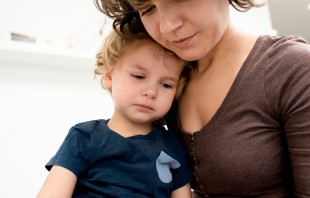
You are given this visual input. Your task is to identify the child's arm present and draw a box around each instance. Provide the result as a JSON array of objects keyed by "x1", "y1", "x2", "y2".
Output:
[
  {"x1": 36, "y1": 165, "x2": 77, "y2": 198},
  {"x1": 171, "y1": 182, "x2": 192, "y2": 198}
]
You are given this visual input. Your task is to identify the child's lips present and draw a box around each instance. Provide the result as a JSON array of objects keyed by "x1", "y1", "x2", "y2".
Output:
[{"x1": 134, "y1": 104, "x2": 154, "y2": 112}]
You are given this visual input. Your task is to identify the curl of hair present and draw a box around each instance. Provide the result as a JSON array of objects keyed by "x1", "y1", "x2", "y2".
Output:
[
  {"x1": 95, "y1": 30, "x2": 138, "y2": 90},
  {"x1": 175, "y1": 61, "x2": 196, "y2": 100},
  {"x1": 94, "y1": 0, "x2": 148, "y2": 39}
]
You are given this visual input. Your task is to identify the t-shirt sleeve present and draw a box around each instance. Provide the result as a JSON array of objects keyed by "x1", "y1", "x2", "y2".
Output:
[
  {"x1": 170, "y1": 132, "x2": 193, "y2": 190},
  {"x1": 265, "y1": 36, "x2": 310, "y2": 197},
  {"x1": 45, "y1": 123, "x2": 91, "y2": 177}
]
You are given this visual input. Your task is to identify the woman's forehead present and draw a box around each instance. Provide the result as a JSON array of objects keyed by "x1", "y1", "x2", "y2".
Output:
[
  {"x1": 129, "y1": 0, "x2": 150, "y2": 7},
  {"x1": 129, "y1": 0, "x2": 188, "y2": 8}
]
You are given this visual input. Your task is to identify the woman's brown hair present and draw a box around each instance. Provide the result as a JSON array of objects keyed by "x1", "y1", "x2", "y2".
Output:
[{"x1": 94, "y1": 0, "x2": 263, "y2": 38}]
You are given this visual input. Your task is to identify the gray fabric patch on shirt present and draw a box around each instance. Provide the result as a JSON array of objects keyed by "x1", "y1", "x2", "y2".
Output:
[{"x1": 156, "y1": 151, "x2": 181, "y2": 183}]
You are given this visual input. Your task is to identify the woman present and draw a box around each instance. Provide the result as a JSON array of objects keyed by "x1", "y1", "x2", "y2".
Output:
[{"x1": 95, "y1": 0, "x2": 310, "y2": 197}]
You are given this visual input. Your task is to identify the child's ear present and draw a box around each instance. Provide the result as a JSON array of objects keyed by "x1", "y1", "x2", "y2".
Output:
[{"x1": 102, "y1": 73, "x2": 112, "y2": 90}]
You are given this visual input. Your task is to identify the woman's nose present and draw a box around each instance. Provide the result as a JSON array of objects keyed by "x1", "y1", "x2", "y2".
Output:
[{"x1": 158, "y1": 10, "x2": 182, "y2": 34}]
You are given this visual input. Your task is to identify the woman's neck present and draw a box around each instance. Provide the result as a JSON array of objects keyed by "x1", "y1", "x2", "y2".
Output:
[{"x1": 196, "y1": 25, "x2": 258, "y2": 75}]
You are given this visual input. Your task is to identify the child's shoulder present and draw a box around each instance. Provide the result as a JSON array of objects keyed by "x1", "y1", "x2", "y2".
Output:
[
  {"x1": 70, "y1": 119, "x2": 108, "y2": 134},
  {"x1": 154, "y1": 124, "x2": 182, "y2": 142},
  {"x1": 74, "y1": 119, "x2": 107, "y2": 127}
]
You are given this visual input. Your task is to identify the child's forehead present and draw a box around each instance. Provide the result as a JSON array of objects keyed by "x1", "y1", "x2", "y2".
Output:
[{"x1": 122, "y1": 41, "x2": 185, "y2": 70}]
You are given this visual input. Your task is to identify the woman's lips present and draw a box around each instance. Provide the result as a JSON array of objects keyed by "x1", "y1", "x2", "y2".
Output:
[{"x1": 171, "y1": 33, "x2": 196, "y2": 48}]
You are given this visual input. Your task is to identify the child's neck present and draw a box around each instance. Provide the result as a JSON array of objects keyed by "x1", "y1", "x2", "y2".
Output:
[{"x1": 107, "y1": 117, "x2": 153, "y2": 138}]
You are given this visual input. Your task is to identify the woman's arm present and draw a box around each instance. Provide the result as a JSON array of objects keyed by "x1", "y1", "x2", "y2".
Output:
[
  {"x1": 265, "y1": 37, "x2": 310, "y2": 197},
  {"x1": 36, "y1": 165, "x2": 77, "y2": 198},
  {"x1": 171, "y1": 183, "x2": 192, "y2": 198}
]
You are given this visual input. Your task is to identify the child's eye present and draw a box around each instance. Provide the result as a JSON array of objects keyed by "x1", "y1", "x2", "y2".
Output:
[
  {"x1": 130, "y1": 73, "x2": 145, "y2": 80},
  {"x1": 162, "y1": 83, "x2": 173, "y2": 89}
]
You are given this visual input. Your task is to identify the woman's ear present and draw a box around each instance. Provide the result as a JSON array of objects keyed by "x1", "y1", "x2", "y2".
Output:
[{"x1": 102, "y1": 72, "x2": 112, "y2": 90}]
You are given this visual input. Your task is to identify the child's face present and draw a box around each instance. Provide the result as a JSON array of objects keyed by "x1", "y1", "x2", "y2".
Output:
[{"x1": 105, "y1": 41, "x2": 184, "y2": 124}]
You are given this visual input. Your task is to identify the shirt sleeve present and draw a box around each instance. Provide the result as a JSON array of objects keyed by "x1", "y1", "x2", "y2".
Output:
[
  {"x1": 46, "y1": 123, "x2": 91, "y2": 177},
  {"x1": 265, "y1": 36, "x2": 310, "y2": 197},
  {"x1": 169, "y1": 131, "x2": 193, "y2": 190}
]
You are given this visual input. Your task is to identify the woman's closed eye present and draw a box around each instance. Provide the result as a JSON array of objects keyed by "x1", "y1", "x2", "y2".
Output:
[{"x1": 140, "y1": 5, "x2": 155, "y2": 16}]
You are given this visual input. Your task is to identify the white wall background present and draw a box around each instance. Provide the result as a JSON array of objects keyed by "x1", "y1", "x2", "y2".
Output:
[{"x1": 0, "y1": 1, "x2": 272, "y2": 197}]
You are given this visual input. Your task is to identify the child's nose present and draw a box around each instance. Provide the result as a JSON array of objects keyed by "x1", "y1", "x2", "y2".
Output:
[{"x1": 142, "y1": 87, "x2": 157, "y2": 99}]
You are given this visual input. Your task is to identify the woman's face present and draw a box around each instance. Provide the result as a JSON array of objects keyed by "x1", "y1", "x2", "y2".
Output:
[{"x1": 136, "y1": 0, "x2": 230, "y2": 61}]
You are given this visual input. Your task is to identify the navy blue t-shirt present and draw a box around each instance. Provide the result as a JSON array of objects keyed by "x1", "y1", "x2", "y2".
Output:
[{"x1": 46, "y1": 119, "x2": 192, "y2": 197}]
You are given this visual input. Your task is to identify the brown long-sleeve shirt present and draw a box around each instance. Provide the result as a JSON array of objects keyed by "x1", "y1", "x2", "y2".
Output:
[{"x1": 180, "y1": 35, "x2": 310, "y2": 197}]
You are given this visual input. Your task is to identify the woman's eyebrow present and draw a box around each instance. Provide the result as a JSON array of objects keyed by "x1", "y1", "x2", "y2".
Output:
[{"x1": 130, "y1": 0, "x2": 151, "y2": 9}]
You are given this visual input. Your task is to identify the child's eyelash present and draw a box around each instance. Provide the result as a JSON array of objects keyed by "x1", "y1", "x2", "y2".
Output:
[
  {"x1": 162, "y1": 83, "x2": 173, "y2": 89},
  {"x1": 130, "y1": 73, "x2": 145, "y2": 79}
]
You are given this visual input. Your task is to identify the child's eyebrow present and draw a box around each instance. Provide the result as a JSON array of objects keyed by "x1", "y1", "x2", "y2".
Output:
[
  {"x1": 162, "y1": 75, "x2": 180, "y2": 83},
  {"x1": 164, "y1": 65, "x2": 184, "y2": 83},
  {"x1": 130, "y1": 65, "x2": 147, "y2": 71},
  {"x1": 130, "y1": 65, "x2": 179, "y2": 82}
]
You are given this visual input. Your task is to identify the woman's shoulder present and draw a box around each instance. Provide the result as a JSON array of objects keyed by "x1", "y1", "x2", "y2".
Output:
[
  {"x1": 256, "y1": 35, "x2": 310, "y2": 118},
  {"x1": 248, "y1": 34, "x2": 310, "y2": 75},
  {"x1": 256, "y1": 35, "x2": 310, "y2": 56},
  {"x1": 259, "y1": 34, "x2": 308, "y2": 43}
]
